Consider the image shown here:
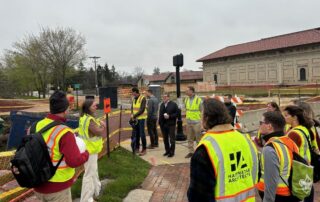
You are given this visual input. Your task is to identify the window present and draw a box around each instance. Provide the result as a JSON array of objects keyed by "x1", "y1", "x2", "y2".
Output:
[
  {"x1": 213, "y1": 74, "x2": 218, "y2": 84},
  {"x1": 300, "y1": 68, "x2": 306, "y2": 81}
]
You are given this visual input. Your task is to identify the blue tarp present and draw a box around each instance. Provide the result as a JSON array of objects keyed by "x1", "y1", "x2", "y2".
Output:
[{"x1": 7, "y1": 111, "x2": 79, "y2": 150}]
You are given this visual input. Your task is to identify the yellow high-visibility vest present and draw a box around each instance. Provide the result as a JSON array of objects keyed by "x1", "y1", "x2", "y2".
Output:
[
  {"x1": 78, "y1": 114, "x2": 103, "y2": 154},
  {"x1": 289, "y1": 125, "x2": 311, "y2": 163},
  {"x1": 257, "y1": 136, "x2": 298, "y2": 196},
  {"x1": 197, "y1": 129, "x2": 258, "y2": 201},
  {"x1": 185, "y1": 96, "x2": 201, "y2": 121},
  {"x1": 310, "y1": 126, "x2": 319, "y2": 150},
  {"x1": 132, "y1": 95, "x2": 147, "y2": 120},
  {"x1": 36, "y1": 118, "x2": 75, "y2": 182}
]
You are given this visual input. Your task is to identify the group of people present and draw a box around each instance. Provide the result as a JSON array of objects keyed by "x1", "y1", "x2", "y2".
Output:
[
  {"x1": 130, "y1": 86, "x2": 235, "y2": 159},
  {"x1": 188, "y1": 99, "x2": 320, "y2": 202},
  {"x1": 30, "y1": 88, "x2": 320, "y2": 202}
]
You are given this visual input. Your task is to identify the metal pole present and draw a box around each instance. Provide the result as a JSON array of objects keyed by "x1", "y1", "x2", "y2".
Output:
[
  {"x1": 175, "y1": 66, "x2": 186, "y2": 141},
  {"x1": 106, "y1": 113, "x2": 110, "y2": 157},
  {"x1": 176, "y1": 66, "x2": 181, "y2": 98},
  {"x1": 89, "y1": 56, "x2": 100, "y2": 96}
]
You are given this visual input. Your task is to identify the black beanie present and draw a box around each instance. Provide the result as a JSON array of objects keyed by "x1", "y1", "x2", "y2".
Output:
[{"x1": 50, "y1": 90, "x2": 69, "y2": 114}]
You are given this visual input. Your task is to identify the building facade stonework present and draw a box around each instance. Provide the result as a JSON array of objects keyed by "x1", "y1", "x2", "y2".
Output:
[{"x1": 198, "y1": 28, "x2": 320, "y2": 86}]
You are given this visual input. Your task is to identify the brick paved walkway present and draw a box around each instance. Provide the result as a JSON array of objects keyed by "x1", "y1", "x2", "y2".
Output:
[
  {"x1": 141, "y1": 163, "x2": 320, "y2": 202},
  {"x1": 142, "y1": 163, "x2": 190, "y2": 202}
]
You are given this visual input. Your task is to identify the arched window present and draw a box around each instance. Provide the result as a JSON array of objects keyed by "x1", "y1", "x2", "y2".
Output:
[{"x1": 300, "y1": 68, "x2": 306, "y2": 81}]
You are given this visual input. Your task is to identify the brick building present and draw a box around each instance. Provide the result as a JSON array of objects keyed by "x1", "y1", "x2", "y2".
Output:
[{"x1": 198, "y1": 28, "x2": 320, "y2": 86}]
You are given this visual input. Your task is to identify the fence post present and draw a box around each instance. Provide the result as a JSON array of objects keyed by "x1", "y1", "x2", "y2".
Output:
[
  {"x1": 106, "y1": 113, "x2": 110, "y2": 158},
  {"x1": 118, "y1": 105, "x2": 122, "y2": 147}
]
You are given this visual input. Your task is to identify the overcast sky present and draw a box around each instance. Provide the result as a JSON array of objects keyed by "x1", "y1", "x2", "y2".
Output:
[{"x1": 1, "y1": 0, "x2": 319, "y2": 74}]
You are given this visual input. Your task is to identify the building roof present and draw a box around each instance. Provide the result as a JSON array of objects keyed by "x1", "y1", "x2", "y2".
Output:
[
  {"x1": 143, "y1": 72, "x2": 172, "y2": 82},
  {"x1": 197, "y1": 27, "x2": 320, "y2": 62},
  {"x1": 179, "y1": 71, "x2": 203, "y2": 80},
  {"x1": 142, "y1": 71, "x2": 203, "y2": 83}
]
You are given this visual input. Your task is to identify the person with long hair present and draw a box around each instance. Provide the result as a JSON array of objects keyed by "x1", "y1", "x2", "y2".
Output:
[
  {"x1": 289, "y1": 102, "x2": 319, "y2": 202},
  {"x1": 188, "y1": 98, "x2": 258, "y2": 201},
  {"x1": 78, "y1": 99, "x2": 106, "y2": 202},
  {"x1": 294, "y1": 101, "x2": 320, "y2": 153},
  {"x1": 284, "y1": 105, "x2": 313, "y2": 163}
]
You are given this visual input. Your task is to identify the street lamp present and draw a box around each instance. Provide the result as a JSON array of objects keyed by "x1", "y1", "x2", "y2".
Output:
[
  {"x1": 89, "y1": 56, "x2": 101, "y2": 95},
  {"x1": 173, "y1": 53, "x2": 186, "y2": 141}
]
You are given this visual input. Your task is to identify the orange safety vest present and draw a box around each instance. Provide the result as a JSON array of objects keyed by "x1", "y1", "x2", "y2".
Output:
[{"x1": 257, "y1": 136, "x2": 299, "y2": 196}]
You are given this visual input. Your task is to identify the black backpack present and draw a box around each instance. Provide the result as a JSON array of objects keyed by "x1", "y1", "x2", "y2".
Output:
[{"x1": 10, "y1": 121, "x2": 64, "y2": 188}]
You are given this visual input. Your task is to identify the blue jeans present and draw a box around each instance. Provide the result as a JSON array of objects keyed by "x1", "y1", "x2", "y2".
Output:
[{"x1": 134, "y1": 119, "x2": 146, "y2": 150}]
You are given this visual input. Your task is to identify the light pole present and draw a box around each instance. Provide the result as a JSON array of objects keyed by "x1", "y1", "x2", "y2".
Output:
[
  {"x1": 173, "y1": 53, "x2": 186, "y2": 141},
  {"x1": 89, "y1": 56, "x2": 101, "y2": 95}
]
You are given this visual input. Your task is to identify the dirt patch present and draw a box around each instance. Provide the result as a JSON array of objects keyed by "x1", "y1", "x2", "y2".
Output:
[
  {"x1": 0, "y1": 100, "x2": 30, "y2": 107},
  {"x1": 0, "y1": 100, "x2": 34, "y2": 112}
]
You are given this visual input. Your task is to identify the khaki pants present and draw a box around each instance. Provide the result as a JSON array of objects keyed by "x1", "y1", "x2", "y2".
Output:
[
  {"x1": 35, "y1": 187, "x2": 72, "y2": 202},
  {"x1": 80, "y1": 154, "x2": 101, "y2": 202},
  {"x1": 186, "y1": 122, "x2": 201, "y2": 153}
]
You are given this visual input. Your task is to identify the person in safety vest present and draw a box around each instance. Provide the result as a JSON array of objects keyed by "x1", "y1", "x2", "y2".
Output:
[
  {"x1": 184, "y1": 86, "x2": 202, "y2": 158},
  {"x1": 257, "y1": 111, "x2": 300, "y2": 202},
  {"x1": 131, "y1": 87, "x2": 147, "y2": 156},
  {"x1": 255, "y1": 101, "x2": 280, "y2": 147},
  {"x1": 283, "y1": 105, "x2": 315, "y2": 202},
  {"x1": 293, "y1": 101, "x2": 320, "y2": 153},
  {"x1": 187, "y1": 98, "x2": 258, "y2": 202},
  {"x1": 78, "y1": 98, "x2": 106, "y2": 202},
  {"x1": 33, "y1": 91, "x2": 89, "y2": 202}
]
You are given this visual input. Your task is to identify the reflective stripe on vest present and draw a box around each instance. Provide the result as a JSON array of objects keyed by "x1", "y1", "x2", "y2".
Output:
[
  {"x1": 45, "y1": 125, "x2": 69, "y2": 168},
  {"x1": 36, "y1": 118, "x2": 75, "y2": 182},
  {"x1": 257, "y1": 136, "x2": 295, "y2": 196},
  {"x1": 132, "y1": 95, "x2": 147, "y2": 120},
  {"x1": 292, "y1": 126, "x2": 311, "y2": 163},
  {"x1": 185, "y1": 96, "x2": 201, "y2": 121},
  {"x1": 310, "y1": 126, "x2": 319, "y2": 150},
  {"x1": 78, "y1": 114, "x2": 103, "y2": 154},
  {"x1": 198, "y1": 130, "x2": 257, "y2": 201}
]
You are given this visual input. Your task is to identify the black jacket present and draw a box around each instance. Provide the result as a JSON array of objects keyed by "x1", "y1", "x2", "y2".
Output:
[{"x1": 159, "y1": 101, "x2": 179, "y2": 126}]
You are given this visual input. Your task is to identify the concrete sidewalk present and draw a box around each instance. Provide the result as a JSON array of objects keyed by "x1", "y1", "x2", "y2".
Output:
[{"x1": 121, "y1": 137, "x2": 194, "y2": 166}]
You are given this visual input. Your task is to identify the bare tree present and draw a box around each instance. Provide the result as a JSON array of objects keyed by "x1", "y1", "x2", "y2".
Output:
[
  {"x1": 133, "y1": 66, "x2": 144, "y2": 80},
  {"x1": 38, "y1": 27, "x2": 86, "y2": 89}
]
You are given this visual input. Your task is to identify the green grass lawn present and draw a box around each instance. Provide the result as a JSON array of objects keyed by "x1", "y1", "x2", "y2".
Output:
[{"x1": 71, "y1": 147, "x2": 151, "y2": 202}]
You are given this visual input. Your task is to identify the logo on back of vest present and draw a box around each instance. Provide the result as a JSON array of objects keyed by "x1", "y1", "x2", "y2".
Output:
[
  {"x1": 229, "y1": 151, "x2": 247, "y2": 172},
  {"x1": 228, "y1": 151, "x2": 250, "y2": 183}
]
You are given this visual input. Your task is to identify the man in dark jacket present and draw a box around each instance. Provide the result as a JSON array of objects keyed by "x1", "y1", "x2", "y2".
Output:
[
  {"x1": 145, "y1": 89, "x2": 159, "y2": 148},
  {"x1": 159, "y1": 93, "x2": 179, "y2": 157}
]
